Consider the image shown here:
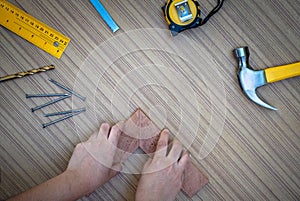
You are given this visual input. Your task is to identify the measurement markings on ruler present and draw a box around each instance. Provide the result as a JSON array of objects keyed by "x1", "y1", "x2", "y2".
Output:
[
  {"x1": 0, "y1": 0, "x2": 70, "y2": 58},
  {"x1": 13, "y1": 19, "x2": 65, "y2": 52}
]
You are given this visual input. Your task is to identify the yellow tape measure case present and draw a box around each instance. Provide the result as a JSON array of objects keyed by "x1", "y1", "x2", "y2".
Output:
[{"x1": 162, "y1": 0, "x2": 201, "y2": 36}]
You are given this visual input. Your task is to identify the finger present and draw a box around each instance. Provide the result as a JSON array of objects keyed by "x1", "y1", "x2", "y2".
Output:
[
  {"x1": 111, "y1": 162, "x2": 122, "y2": 172},
  {"x1": 168, "y1": 139, "x2": 183, "y2": 161},
  {"x1": 87, "y1": 131, "x2": 97, "y2": 142},
  {"x1": 153, "y1": 129, "x2": 169, "y2": 159},
  {"x1": 141, "y1": 158, "x2": 153, "y2": 173},
  {"x1": 144, "y1": 157, "x2": 152, "y2": 168},
  {"x1": 108, "y1": 124, "x2": 121, "y2": 146},
  {"x1": 98, "y1": 123, "x2": 110, "y2": 139},
  {"x1": 115, "y1": 121, "x2": 125, "y2": 132},
  {"x1": 178, "y1": 152, "x2": 190, "y2": 172}
]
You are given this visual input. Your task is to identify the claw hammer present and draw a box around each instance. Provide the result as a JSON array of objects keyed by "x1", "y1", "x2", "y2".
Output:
[{"x1": 234, "y1": 46, "x2": 300, "y2": 110}]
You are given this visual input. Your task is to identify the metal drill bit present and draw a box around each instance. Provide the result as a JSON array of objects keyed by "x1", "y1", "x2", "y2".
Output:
[
  {"x1": 0, "y1": 65, "x2": 55, "y2": 82},
  {"x1": 42, "y1": 109, "x2": 85, "y2": 128},
  {"x1": 31, "y1": 95, "x2": 71, "y2": 112},
  {"x1": 48, "y1": 78, "x2": 86, "y2": 101},
  {"x1": 26, "y1": 93, "x2": 70, "y2": 98},
  {"x1": 44, "y1": 108, "x2": 86, "y2": 117}
]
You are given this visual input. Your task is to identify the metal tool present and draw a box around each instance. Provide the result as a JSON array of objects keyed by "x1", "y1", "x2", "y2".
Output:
[
  {"x1": 0, "y1": 0, "x2": 70, "y2": 58},
  {"x1": 42, "y1": 109, "x2": 85, "y2": 128},
  {"x1": 44, "y1": 108, "x2": 86, "y2": 117},
  {"x1": 48, "y1": 78, "x2": 86, "y2": 101},
  {"x1": 31, "y1": 94, "x2": 71, "y2": 112},
  {"x1": 162, "y1": 0, "x2": 224, "y2": 36},
  {"x1": 26, "y1": 93, "x2": 70, "y2": 98},
  {"x1": 0, "y1": 65, "x2": 55, "y2": 82},
  {"x1": 234, "y1": 46, "x2": 300, "y2": 110},
  {"x1": 90, "y1": 0, "x2": 119, "y2": 33}
]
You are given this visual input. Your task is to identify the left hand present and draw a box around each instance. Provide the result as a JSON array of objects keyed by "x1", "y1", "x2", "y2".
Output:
[{"x1": 66, "y1": 123, "x2": 122, "y2": 195}]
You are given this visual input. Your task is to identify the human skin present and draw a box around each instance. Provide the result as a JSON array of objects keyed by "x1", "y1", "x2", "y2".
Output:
[
  {"x1": 8, "y1": 123, "x2": 122, "y2": 201},
  {"x1": 135, "y1": 129, "x2": 190, "y2": 201},
  {"x1": 8, "y1": 125, "x2": 188, "y2": 201}
]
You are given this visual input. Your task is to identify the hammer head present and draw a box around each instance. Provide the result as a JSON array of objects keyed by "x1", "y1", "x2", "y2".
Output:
[{"x1": 234, "y1": 47, "x2": 277, "y2": 110}]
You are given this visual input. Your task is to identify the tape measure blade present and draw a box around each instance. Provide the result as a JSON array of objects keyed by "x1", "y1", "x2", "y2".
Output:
[{"x1": 0, "y1": 0, "x2": 70, "y2": 59}]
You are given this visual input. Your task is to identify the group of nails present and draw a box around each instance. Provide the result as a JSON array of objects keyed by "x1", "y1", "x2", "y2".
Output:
[{"x1": 26, "y1": 78, "x2": 86, "y2": 128}]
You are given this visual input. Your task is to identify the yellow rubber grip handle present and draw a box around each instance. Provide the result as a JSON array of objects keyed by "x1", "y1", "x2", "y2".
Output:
[{"x1": 265, "y1": 62, "x2": 300, "y2": 83}]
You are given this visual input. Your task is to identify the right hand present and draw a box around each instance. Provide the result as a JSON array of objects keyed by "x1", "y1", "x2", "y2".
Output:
[{"x1": 135, "y1": 129, "x2": 190, "y2": 201}]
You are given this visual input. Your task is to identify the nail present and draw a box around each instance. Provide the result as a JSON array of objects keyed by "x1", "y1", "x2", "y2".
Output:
[
  {"x1": 31, "y1": 95, "x2": 71, "y2": 112},
  {"x1": 42, "y1": 109, "x2": 85, "y2": 128},
  {"x1": 44, "y1": 108, "x2": 86, "y2": 117},
  {"x1": 26, "y1": 93, "x2": 70, "y2": 98},
  {"x1": 48, "y1": 78, "x2": 86, "y2": 101}
]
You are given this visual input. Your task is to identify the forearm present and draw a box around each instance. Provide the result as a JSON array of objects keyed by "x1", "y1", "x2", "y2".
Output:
[
  {"x1": 8, "y1": 123, "x2": 122, "y2": 201},
  {"x1": 8, "y1": 170, "x2": 88, "y2": 201}
]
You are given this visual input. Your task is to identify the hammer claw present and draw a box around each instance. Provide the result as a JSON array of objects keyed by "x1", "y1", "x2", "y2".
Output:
[
  {"x1": 234, "y1": 46, "x2": 280, "y2": 110},
  {"x1": 245, "y1": 90, "x2": 277, "y2": 111}
]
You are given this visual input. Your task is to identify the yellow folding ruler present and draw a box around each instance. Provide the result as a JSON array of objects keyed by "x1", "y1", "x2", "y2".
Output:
[{"x1": 0, "y1": 0, "x2": 70, "y2": 58}]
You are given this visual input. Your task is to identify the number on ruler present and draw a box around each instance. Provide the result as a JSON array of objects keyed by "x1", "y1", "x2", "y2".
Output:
[{"x1": 0, "y1": 0, "x2": 70, "y2": 58}]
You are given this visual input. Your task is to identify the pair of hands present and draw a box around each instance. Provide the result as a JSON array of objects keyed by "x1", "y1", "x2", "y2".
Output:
[{"x1": 67, "y1": 123, "x2": 190, "y2": 201}]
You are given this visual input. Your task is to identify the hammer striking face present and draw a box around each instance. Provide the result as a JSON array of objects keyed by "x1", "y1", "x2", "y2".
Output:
[{"x1": 234, "y1": 46, "x2": 300, "y2": 110}]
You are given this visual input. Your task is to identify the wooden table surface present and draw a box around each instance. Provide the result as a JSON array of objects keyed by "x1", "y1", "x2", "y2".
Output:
[{"x1": 0, "y1": 0, "x2": 299, "y2": 200}]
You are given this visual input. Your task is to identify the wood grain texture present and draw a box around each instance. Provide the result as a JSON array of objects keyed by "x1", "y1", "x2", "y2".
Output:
[{"x1": 0, "y1": 0, "x2": 299, "y2": 200}]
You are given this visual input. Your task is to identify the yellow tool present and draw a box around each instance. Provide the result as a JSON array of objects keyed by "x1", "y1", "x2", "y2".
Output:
[
  {"x1": 0, "y1": 0, "x2": 70, "y2": 58},
  {"x1": 265, "y1": 62, "x2": 300, "y2": 83},
  {"x1": 234, "y1": 46, "x2": 300, "y2": 110},
  {"x1": 0, "y1": 65, "x2": 55, "y2": 82},
  {"x1": 162, "y1": 0, "x2": 224, "y2": 36}
]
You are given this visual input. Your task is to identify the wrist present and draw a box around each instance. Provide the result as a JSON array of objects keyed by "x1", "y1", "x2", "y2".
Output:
[{"x1": 62, "y1": 169, "x2": 90, "y2": 198}]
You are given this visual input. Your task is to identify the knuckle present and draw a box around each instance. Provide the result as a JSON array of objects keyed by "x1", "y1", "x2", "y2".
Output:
[
  {"x1": 157, "y1": 140, "x2": 166, "y2": 148},
  {"x1": 101, "y1": 122, "x2": 109, "y2": 127},
  {"x1": 100, "y1": 122, "x2": 110, "y2": 130},
  {"x1": 173, "y1": 139, "x2": 181, "y2": 146},
  {"x1": 75, "y1": 142, "x2": 84, "y2": 149},
  {"x1": 172, "y1": 141, "x2": 182, "y2": 151},
  {"x1": 111, "y1": 125, "x2": 120, "y2": 133}
]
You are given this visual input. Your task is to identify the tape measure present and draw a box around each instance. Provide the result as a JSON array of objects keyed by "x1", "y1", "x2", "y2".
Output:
[
  {"x1": 162, "y1": 0, "x2": 224, "y2": 36},
  {"x1": 0, "y1": 0, "x2": 70, "y2": 58}
]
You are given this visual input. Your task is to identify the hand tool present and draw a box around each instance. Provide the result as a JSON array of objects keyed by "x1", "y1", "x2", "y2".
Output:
[
  {"x1": 44, "y1": 108, "x2": 86, "y2": 117},
  {"x1": 162, "y1": 0, "x2": 224, "y2": 36},
  {"x1": 0, "y1": 65, "x2": 55, "y2": 82},
  {"x1": 234, "y1": 46, "x2": 300, "y2": 110},
  {"x1": 0, "y1": 0, "x2": 70, "y2": 58},
  {"x1": 26, "y1": 93, "x2": 70, "y2": 98},
  {"x1": 42, "y1": 109, "x2": 85, "y2": 128},
  {"x1": 48, "y1": 78, "x2": 86, "y2": 101},
  {"x1": 90, "y1": 0, "x2": 119, "y2": 33},
  {"x1": 31, "y1": 94, "x2": 71, "y2": 112}
]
